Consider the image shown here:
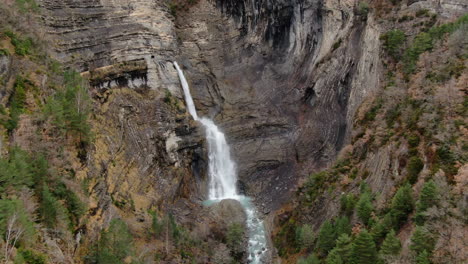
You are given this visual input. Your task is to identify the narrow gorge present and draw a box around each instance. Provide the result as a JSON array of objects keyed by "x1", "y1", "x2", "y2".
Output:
[{"x1": 0, "y1": 0, "x2": 467, "y2": 263}]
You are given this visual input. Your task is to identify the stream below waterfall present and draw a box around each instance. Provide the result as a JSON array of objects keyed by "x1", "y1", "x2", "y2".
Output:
[{"x1": 174, "y1": 62, "x2": 268, "y2": 263}]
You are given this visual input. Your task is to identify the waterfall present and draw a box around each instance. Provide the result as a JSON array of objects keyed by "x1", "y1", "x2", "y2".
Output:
[{"x1": 174, "y1": 62, "x2": 268, "y2": 263}]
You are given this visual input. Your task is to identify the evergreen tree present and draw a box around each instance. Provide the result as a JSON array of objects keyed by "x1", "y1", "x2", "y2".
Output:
[
  {"x1": 297, "y1": 254, "x2": 320, "y2": 264},
  {"x1": 297, "y1": 224, "x2": 315, "y2": 249},
  {"x1": 340, "y1": 193, "x2": 357, "y2": 216},
  {"x1": 335, "y1": 216, "x2": 351, "y2": 237},
  {"x1": 415, "y1": 180, "x2": 438, "y2": 225},
  {"x1": 97, "y1": 219, "x2": 134, "y2": 263},
  {"x1": 326, "y1": 249, "x2": 343, "y2": 264},
  {"x1": 390, "y1": 184, "x2": 413, "y2": 228},
  {"x1": 40, "y1": 185, "x2": 61, "y2": 228},
  {"x1": 416, "y1": 250, "x2": 432, "y2": 264},
  {"x1": 410, "y1": 226, "x2": 436, "y2": 255},
  {"x1": 357, "y1": 192, "x2": 374, "y2": 225},
  {"x1": 350, "y1": 229, "x2": 378, "y2": 264},
  {"x1": 380, "y1": 230, "x2": 401, "y2": 256},
  {"x1": 371, "y1": 213, "x2": 392, "y2": 243},
  {"x1": 316, "y1": 220, "x2": 336, "y2": 255},
  {"x1": 329, "y1": 234, "x2": 352, "y2": 263}
]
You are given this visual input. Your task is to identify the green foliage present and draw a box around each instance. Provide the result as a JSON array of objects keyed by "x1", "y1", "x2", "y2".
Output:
[
  {"x1": 357, "y1": 2, "x2": 370, "y2": 18},
  {"x1": 296, "y1": 224, "x2": 314, "y2": 249},
  {"x1": 89, "y1": 219, "x2": 135, "y2": 264},
  {"x1": 370, "y1": 213, "x2": 392, "y2": 244},
  {"x1": 415, "y1": 180, "x2": 438, "y2": 225},
  {"x1": 410, "y1": 226, "x2": 436, "y2": 255},
  {"x1": 16, "y1": 249, "x2": 46, "y2": 264},
  {"x1": 316, "y1": 220, "x2": 335, "y2": 255},
  {"x1": 304, "y1": 171, "x2": 330, "y2": 202},
  {"x1": 407, "y1": 156, "x2": 423, "y2": 184},
  {"x1": 4, "y1": 31, "x2": 34, "y2": 56},
  {"x1": 325, "y1": 250, "x2": 343, "y2": 264},
  {"x1": 0, "y1": 199, "x2": 35, "y2": 245},
  {"x1": 350, "y1": 229, "x2": 378, "y2": 264},
  {"x1": 403, "y1": 14, "x2": 468, "y2": 76},
  {"x1": 390, "y1": 184, "x2": 414, "y2": 228},
  {"x1": 43, "y1": 70, "x2": 92, "y2": 144},
  {"x1": 327, "y1": 234, "x2": 352, "y2": 264},
  {"x1": 297, "y1": 254, "x2": 320, "y2": 264},
  {"x1": 0, "y1": 147, "x2": 34, "y2": 194},
  {"x1": 416, "y1": 250, "x2": 432, "y2": 264},
  {"x1": 39, "y1": 185, "x2": 62, "y2": 228},
  {"x1": 385, "y1": 105, "x2": 401, "y2": 128},
  {"x1": 15, "y1": 0, "x2": 39, "y2": 13},
  {"x1": 51, "y1": 182, "x2": 86, "y2": 227},
  {"x1": 1, "y1": 77, "x2": 28, "y2": 131},
  {"x1": 149, "y1": 211, "x2": 163, "y2": 237},
  {"x1": 357, "y1": 192, "x2": 374, "y2": 226},
  {"x1": 361, "y1": 98, "x2": 383, "y2": 124},
  {"x1": 334, "y1": 216, "x2": 351, "y2": 237},
  {"x1": 434, "y1": 144, "x2": 458, "y2": 176},
  {"x1": 380, "y1": 230, "x2": 401, "y2": 256},
  {"x1": 340, "y1": 193, "x2": 357, "y2": 216},
  {"x1": 380, "y1": 30, "x2": 406, "y2": 60},
  {"x1": 0, "y1": 48, "x2": 10, "y2": 56},
  {"x1": 226, "y1": 223, "x2": 245, "y2": 260}
]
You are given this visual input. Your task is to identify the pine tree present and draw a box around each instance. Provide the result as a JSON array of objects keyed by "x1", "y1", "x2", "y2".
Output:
[
  {"x1": 357, "y1": 192, "x2": 374, "y2": 225},
  {"x1": 418, "y1": 180, "x2": 437, "y2": 210},
  {"x1": 350, "y1": 229, "x2": 378, "y2": 264},
  {"x1": 97, "y1": 218, "x2": 134, "y2": 263},
  {"x1": 380, "y1": 230, "x2": 401, "y2": 256},
  {"x1": 297, "y1": 254, "x2": 320, "y2": 264},
  {"x1": 326, "y1": 249, "x2": 343, "y2": 264},
  {"x1": 297, "y1": 224, "x2": 315, "y2": 249},
  {"x1": 390, "y1": 184, "x2": 413, "y2": 228},
  {"x1": 335, "y1": 216, "x2": 351, "y2": 237},
  {"x1": 329, "y1": 234, "x2": 352, "y2": 263},
  {"x1": 316, "y1": 220, "x2": 336, "y2": 255},
  {"x1": 415, "y1": 180, "x2": 438, "y2": 225},
  {"x1": 410, "y1": 226, "x2": 436, "y2": 255},
  {"x1": 371, "y1": 213, "x2": 392, "y2": 243},
  {"x1": 416, "y1": 250, "x2": 431, "y2": 264},
  {"x1": 40, "y1": 185, "x2": 60, "y2": 228}
]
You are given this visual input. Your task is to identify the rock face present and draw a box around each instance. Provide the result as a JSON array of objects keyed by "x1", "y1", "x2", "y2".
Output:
[
  {"x1": 175, "y1": 0, "x2": 382, "y2": 211},
  {"x1": 36, "y1": 0, "x2": 384, "y2": 214}
]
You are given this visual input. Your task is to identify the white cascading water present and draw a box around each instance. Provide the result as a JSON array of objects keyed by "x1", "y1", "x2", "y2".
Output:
[{"x1": 174, "y1": 62, "x2": 268, "y2": 263}]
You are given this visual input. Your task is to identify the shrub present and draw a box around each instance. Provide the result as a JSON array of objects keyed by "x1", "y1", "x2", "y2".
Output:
[
  {"x1": 381, "y1": 30, "x2": 406, "y2": 60},
  {"x1": 150, "y1": 211, "x2": 164, "y2": 237},
  {"x1": 357, "y1": 2, "x2": 370, "y2": 18},
  {"x1": 407, "y1": 156, "x2": 423, "y2": 184},
  {"x1": 15, "y1": 0, "x2": 39, "y2": 13},
  {"x1": 4, "y1": 31, "x2": 34, "y2": 56},
  {"x1": 0, "y1": 199, "x2": 35, "y2": 245},
  {"x1": 416, "y1": 250, "x2": 432, "y2": 264}
]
